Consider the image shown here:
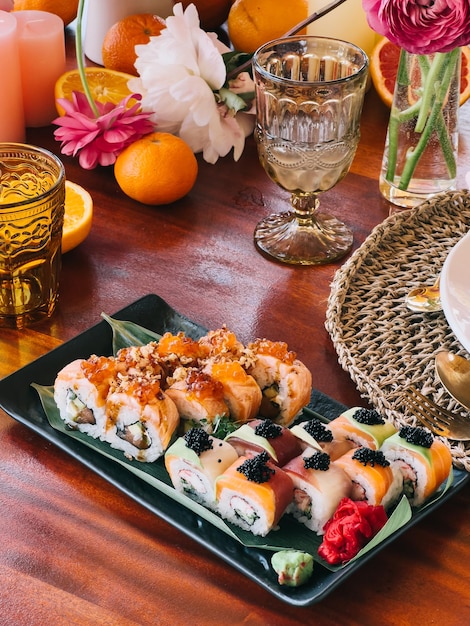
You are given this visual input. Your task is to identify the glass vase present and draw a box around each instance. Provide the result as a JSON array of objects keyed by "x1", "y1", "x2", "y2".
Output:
[{"x1": 379, "y1": 47, "x2": 461, "y2": 209}]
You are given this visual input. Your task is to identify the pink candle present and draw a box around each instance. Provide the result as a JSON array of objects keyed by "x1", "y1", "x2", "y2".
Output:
[
  {"x1": 15, "y1": 10, "x2": 66, "y2": 127},
  {"x1": 0, "y1": 11, "x2": 25, "y2": 142}
]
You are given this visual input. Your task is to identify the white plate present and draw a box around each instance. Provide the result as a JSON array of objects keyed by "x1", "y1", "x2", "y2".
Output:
[{"x1": 441, "y1": 230, "x2": 470, "y2": 353}]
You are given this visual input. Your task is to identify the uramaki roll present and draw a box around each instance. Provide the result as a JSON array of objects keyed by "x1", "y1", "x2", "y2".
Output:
[
  {"x1": 245, "y1": 338, "x2": 312, "y2": 427},
  {"x1": 105, "y1": 374, "x2": 179, "y2": 462},
  {"x1": 380, "y1": 425, "x2": 452, "y2": 507},
  {"x1": 54, "y1": 355, "x2": 118, "y2": 439},
  {"x1": 165, "y1": 428, "x2": 238, "y2": 509},
  {"x1": 283, "y1": 448, "x2": 352, "y2": 534},
  {"x1": 215, "y1": 451, "x2": 294, "y2": 536},
  {"x1": 334, "y1": 447, "x2": 403, "y2": 510},
  {"x1": 202, "y1": 360, "x2": 262, "y2": 423},
  {"x1": 166, "y1": 367, "x2": 230, "y2": 433}
]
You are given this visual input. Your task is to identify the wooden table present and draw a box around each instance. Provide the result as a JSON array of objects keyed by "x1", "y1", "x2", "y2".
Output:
[{"x1": 1, "y1": 26, "x2": 470, "y2": 626}]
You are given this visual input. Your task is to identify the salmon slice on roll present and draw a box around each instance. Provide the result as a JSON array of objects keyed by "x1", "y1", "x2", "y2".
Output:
[
  {"x1": 328, "y1": 407, "x2": 397, "y2": 450},
  {"x1": 334, "y1": 447, "x2": 403, "y2": 510},
  {"x1": 283, "y1": 449, "x2": 352, "y2": 534},
  {"x1": 105, "y1": 374, "x2": 179, "y2": 462},
  {"x1": 166, "y1": 367, "x2": 230, "y2": 433},
  {"x1": 380, "y1": 425, "x2": 452, "y2": 507},
  {"x1": 245, "y1": 339, "x2": 312, "y2": 427},
  {"x1": 215, "y1": 451, "x2": 294, "y2": 536},
  {"x1": 54, "y1": 355, "x2": 118, "y2": 439},
  {"x1": 165, "y1": 428, "x2": 238, "y2": 509},
  {"x1": 202, "y1": 360, "x2": 262, "y2": 423}
]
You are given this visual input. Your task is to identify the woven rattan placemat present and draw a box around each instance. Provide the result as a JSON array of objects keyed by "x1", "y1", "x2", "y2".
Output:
[{"x1": 326, "y1": 190, "x2": 470, "y2": 471}]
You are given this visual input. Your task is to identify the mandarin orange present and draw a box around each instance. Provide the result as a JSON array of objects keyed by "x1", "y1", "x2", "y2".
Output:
[
  {"x1": 227, "y1": 0, "x2": 308, "y2": 54},
  {"x1": 13, "y1": 0, "x2": 78, "y2": 25},
  {"x1": 114, "y1": 133, "x2": 198, "y2": 206},
  {"x1": 102, "y1": 13, "x2": 167, "y2": 77}
]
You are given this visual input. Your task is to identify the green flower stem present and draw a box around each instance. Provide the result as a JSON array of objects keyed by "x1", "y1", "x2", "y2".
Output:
[
  {"x1": 385, "y1": 47, "x2": 460, "y2": 190},
  {"x1": 398, "y1": 48, "x2": 459, "y2": 190},
  {"x1": 75, "y1": 0, "x2": 100, "y2": 118}
]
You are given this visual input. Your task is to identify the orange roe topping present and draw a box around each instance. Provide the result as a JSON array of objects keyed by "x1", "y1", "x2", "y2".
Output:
[
  {"x1": 248, "y1": 339, "x2": 297, "y2": 364},
  {"x1": 198, "y1": 326, "x2": 244, "y2": 359},
  {"x1": 157, "y1": 332, "x2": 208, "y2": 362},
  {"x1": 184, "y1": 369, "x2": 225, "y2": 400}
]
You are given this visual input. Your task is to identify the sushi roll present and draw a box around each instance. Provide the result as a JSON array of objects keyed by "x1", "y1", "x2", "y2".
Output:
[
  {"x1": 165, "y1": 428, "x2": 238, "y2": 509},
  {"x1": 291, "y1": 418, "x2": 355, "y2": 461},
  {"x1": 245, "y1": 338, "x2": 312, "y2": 426},
  {"x1": 226, "y1": 418, "x2": 302, "y2": 466},
  {"x1": 105, "y1": 374, "x2": 179, "y2": 462},
  {"x1": 215, "y1": 451, "x2": 294, "y2": 536},
  {"x1": 166, "y1": 367, "x2": 230, "y2": 433},
  {"x1": 283, "y1": 449, "x2": 352, "y2": 534},
  {"x1": 334, "y1": 447, "x2": 403, "y2": 510},
  {"x1": 54, "y1": 355, "x2": 118, "y2": 439},
  {"x1": 328, "y1": 407, "x2": 397, "y2": 450},
  {"x1": 380, "y1": 425, "x2": 452, "y2": 507},
  {"x1": 202, "y1": 360, "x2": 262, "y2": 423}
]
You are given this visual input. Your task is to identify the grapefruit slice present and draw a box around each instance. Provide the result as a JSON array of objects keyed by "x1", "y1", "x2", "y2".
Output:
[{"x1": 370, "y1": 37, "x2": 470, "y2": 108}]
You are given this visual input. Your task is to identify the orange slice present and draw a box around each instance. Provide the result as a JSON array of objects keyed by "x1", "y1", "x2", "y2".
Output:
[
  {"x1": 54, "y1": 67, "x2": 137, "y2": 116},
  {"x1": 62, "y1": 181, "x2": 93, "y2": 253},
  {"x1": 370, "y1": 37, "x2": 470, "y2": 108}
]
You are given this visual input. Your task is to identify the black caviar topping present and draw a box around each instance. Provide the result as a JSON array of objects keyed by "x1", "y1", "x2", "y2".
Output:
[
  {"x1": 183, "y1": 428, "x2": 213, "y2": 455},
  {"x1": 352, "y1": 447, "x2": 390, "y2": 467},
  {"x1": 237, "y1": 451, "x2": 275, "y2": 483},
  {"x1": 399, "y1": 425, "x2": 433, "y2": 448},
  {"x1": 353, "y1": 408, "x2": 385, "y2": 425},
  {"x1": 254, "y1": 419, "x2": 282, "y2": 439},
  {"x1": 302, "y1": 419, "x2": 333, "y2": 442},
  {"x1": 303, "y1": 451, "x2": 330, "y2": 471}
]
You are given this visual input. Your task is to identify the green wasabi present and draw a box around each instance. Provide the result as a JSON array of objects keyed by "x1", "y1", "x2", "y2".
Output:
[{"x1": 271, "y1": 550, "x2": 314, "y2": 587}]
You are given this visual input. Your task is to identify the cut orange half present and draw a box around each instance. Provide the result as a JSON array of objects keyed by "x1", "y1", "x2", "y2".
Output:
[
  {"x1": 54, "y1": 67, "x2": 137, "y2": 116},
  {"x1": 370, "y1": 37, "x2": 470, "y2": 108},
  {"x1": 62, "y1": 181, "x2": 93, "y2": 253}
]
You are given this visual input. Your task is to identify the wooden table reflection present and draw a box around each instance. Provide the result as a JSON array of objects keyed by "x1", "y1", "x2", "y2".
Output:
[{"x1": 1, "y1": 26, "x2": 470, "y2": 626}]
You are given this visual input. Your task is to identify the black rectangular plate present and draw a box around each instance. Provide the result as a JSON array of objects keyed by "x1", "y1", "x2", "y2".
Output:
[{"x1": 0, "y1": 294, "x2": 468, "y2": 606}]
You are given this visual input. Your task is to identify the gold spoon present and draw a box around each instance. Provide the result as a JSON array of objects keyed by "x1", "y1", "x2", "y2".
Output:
[
  {"x1": 405, "y1": 275, "x2": 441, "y2": 312},
  {"x1": 435, "y1": 351, "x2": 470, "y2": 411}
]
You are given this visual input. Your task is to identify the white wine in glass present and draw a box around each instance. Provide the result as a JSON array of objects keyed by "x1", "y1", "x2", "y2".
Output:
[{"x1": 253, "y1": 36, "x2": 369, "y2": 265}]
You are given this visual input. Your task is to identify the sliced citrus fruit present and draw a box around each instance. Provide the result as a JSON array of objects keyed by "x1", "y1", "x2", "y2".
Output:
[
  {"x1": 370, "y1": 37, "x2": 470, "y2": 108},
  {"x1": 54, "y1": 67, "x2": 136, "y2": 116},
  {"x1": 62, "y1": 181, "x2": 93, "y2": 253}
]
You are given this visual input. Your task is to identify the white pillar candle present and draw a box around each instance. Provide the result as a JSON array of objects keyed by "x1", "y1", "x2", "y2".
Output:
[
  {"x1": 307, "y1": 0, "x2": 377, "y2": 57},
  {"x1": 15, "y1": 10, "x2": 66, "y2": 127},
  {"x1": 0, "y1": 10, "x2": 25, "y2": 142}
]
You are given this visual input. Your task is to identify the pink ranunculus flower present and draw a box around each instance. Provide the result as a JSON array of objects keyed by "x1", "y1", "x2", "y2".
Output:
[
  {"x1": 363, "y1": 0, "x2": 470, "y2": 54},
  {"x1": 53, "y1": 92, "x2": 155, "y2": 170}
]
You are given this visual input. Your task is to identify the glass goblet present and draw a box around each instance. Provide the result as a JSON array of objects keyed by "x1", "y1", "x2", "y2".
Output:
[{"x1": 252, "y1": 36, "x2": 369, "y2": 265}]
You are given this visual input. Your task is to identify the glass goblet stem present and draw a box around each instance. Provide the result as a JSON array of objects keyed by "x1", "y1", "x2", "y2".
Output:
[{"x1": 254, "y1": 192, "x2": 353, "y2": 266}]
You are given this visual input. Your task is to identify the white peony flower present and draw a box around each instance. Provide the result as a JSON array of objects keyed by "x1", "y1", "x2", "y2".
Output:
[{"x1": 128, "y1": 2, "x2": 255, "y2": 164}]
